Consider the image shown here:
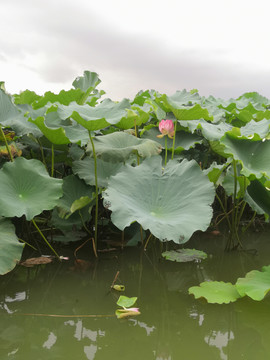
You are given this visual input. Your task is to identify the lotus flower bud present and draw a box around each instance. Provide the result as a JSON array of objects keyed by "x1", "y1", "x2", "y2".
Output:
[{"x1": 157, "y1": 119, "x2": 175, "y2": 139}]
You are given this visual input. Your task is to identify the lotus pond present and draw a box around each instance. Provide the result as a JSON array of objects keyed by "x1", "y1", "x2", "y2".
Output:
[{"x1": 2, "y1": 71, "x2": 270, "y2": 358}]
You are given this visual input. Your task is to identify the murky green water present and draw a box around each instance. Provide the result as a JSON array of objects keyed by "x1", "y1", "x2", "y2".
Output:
[{"x1": 1, "y1": 231, "x2": 270, "y2": 360}]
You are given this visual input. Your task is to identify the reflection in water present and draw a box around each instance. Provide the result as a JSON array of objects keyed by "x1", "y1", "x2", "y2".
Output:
[
  {"x1": 205, "y1": 330, "x2": 234, "y2": 360},
  {"x1": 0, "y1": 233, "x2": 270, "y2": 359}
]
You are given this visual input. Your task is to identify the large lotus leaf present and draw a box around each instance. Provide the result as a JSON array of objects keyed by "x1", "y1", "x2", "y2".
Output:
[
  {"x1": 238, "y1": 119, "x2": 270, "y2": 139},
  {"x1": 155, "y1": 90, "x2": 201, "y2": 113},
  {"x1": 72, "y1": 156, "x2": 124, "y2": 188},
  {"x1": 235, "y1": 265, "x2": 270, "y2": 301},
  {"x1": 0, "y1": 157, "x2": 63, "y2": 220},
  {"x1": 220, "y1": 134, "x2": 270, "y2": 179},
  {"x1": 29, "y1": 116, "x2": 71, "y2": 144},
  {"x1": 103, "y1": 157, "x2": 215, "y2": 243},
  {"x1": 56, "y1": 174, "x2": 94, "y2": 219},
  {"x1": 13, "y1": 89, "x2": 42, "y2": 105},
  {"x1": 189, "y1": 281, "x2": 241, "y2": 304},
  {"x1": 0, "y1": 218, "x2": 24, "y2": 275},
  {"x1": 87, "y1": 132, "x2": 162, "y2": 162},
  {"x1": 246, "y1": 180, "x2": 270, "y2": 215},
  {"x1": 179, "y1": 119, "x2": 233, "y2": 141},
  {"x1": 142, "y1": 127, "x2": 202, "y2": 152},
  {"x1": 162, "y1": 249, "x2": 207, "y2": 262},
  {"x1": 29, "y1": 112, "x2": 89, "y2": 145},
  {"x1": 239, "y1": 92, "x2": 270, "y2": 107},
  {"x1": 0, "y1": 90, "x2": 41, "y2": 137},
  {"x1": 57, "y1": 98, "x2": 131, "y2": 131}
]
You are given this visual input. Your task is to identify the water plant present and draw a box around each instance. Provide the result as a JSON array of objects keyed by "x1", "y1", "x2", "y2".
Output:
[{"x1": 1, "y1": 70, "x2": 270, "y2": 274}]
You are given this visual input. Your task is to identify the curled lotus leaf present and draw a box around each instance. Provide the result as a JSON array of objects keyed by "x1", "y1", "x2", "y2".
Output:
[
  {"x1": 162, "y1": 249, "x2": 207, "y2": 263},
  {"x1": 189, "y1": 281, "x2": 241, "y2": 304},
  {"x1": 87, "y1": 132, "x2": 162, "y2": 162},
  {"x1": 103, "y1": 157, "x2": 215, "y2": 244},
  {"x1": 0, "y1": 157, "x2": 63, "y2": 220},
  {"x1": 235, "y1": 265, "x2": 270, "y2": 301},
  {"x1": 0, "y1": 218, "x2": 24, "y2": 275},
  {"x1": 117, "y1": 296, "x2": 137, "y2": 308}
]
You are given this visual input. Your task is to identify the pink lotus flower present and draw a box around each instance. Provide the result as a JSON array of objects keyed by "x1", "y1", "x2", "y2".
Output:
[{"x1": 157, "y1": 119, "x2": 175, "y2": 139}]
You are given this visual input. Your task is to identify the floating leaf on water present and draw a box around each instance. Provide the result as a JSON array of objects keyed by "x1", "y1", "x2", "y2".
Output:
[
  {"x1": 189, "y1": 281, "x2": 241, "y2": 304},
  {"x1": 112, "y1": 285, "x2": 125, "y2": 292},
  {"x1": 117, "y1": 295, "x2": 137, "y2": 308},
  {"x1": 115, "y1": 308, "x2": 141, "y2": 319},
  {"x1": 235, "y1": 265, "x2": 270, "y2": 301},
  {"x1": 162, "y1": 248, "x2": 207, "y2": 263},
  {"x1": 20, "y1": 257, "x2": 53, "y2": 267}
]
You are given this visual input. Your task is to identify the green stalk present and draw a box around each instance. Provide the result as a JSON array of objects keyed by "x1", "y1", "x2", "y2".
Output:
[
  {"x1": 0, "y1": 127, "x2": 13, "y2": 162},
  {"x1": 171, "y1": 121, "x2": 177, "y2": 160},
  {"x1": 89, "y1": 131, "x2": 99, "y2": 250},
  {"x1": 37, "y1": 138, "x2": 48, "y2": 171},
  {"x1": 51, "y1": 143, "x2": 54, "y2": 177},
  {"x1": 164, "y1": 136, "x2": 168, "y2": 166},
  {"x1": 32, "y1": 218, "x2": 60, "y2": 259}
]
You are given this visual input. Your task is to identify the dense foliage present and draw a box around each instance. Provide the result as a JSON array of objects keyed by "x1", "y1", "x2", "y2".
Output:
[{"x1": 1, "y1": 70, "x2": 270, "y2": 275}]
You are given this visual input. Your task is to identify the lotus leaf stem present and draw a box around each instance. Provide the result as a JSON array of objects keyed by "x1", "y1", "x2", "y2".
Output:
[
  {"x1": 164, "y1": 136, "x2": 168, "y2": 166},
  {"x1": 0, "y1": 127, "x2": 13, "y2": 162},
  {"x1": 32, "y1": 218, "x2": 60, "y2": 259},
  {"x1": 51, "y1": 143, "x2": 54, "y2": 177},
  {"x1": 171, "y1": 120, "x2": 177, "y2": 160},
  {"x1": 242, "y1": 211, "x2": 257, "y2": 233},
  {"x1": 88, "y1": 131, "x2": 99, "y2": 250},
  {"x1": 18, "y1": 238, "x2": 37, "y2": 251},
  {"x1": 144, "y1": 233, "x2": 153, "y2": 251}
]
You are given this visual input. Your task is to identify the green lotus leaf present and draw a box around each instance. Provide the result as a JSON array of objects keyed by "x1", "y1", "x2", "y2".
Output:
[
  {"x1": 87, "y1": 132, "x2": 162, "y2": 162},
  {"x1": 103, "y1": 157, "x2": 215, "y2": 243},
  {"x1": 0, "y1": 218, "x2": 24, "y2": 275},
  {"x1": 156, "y1": 90, "x2": 201, "y2": 112},
  {"x1": 238, "y1": 119, "x2": 270, "y2": 139},
  {"x1": 72, "y1": 70, "x2": 101, "y2": 93},
  {"x1": 56, "y1": 174, "x2": 94, "y2": 219},
  {"x1": 117, "y1": 295, "x2": 137, "y2": 308},
  {"x1": 72, "y1": 156, "x2": 124, "y2": 188},
  {"x1": 29, "y1": 116, "x2": 70, "y2": 144},
  {"x1": 179, "y1": 119, "x2": 233, "y2": 141},
  {"x1": 162, "y1": 248, "x2": 207, "y2": 262},
  {"x1": 57, "y1": 98, "x2": 131, "y2": 131},
  {"x1": 235, "y1": 265, "x2": 270, "y2": 301},
  {"x1": 0, "y1": 90, "x2": 41, "y2": 137},
  {"x1": 114, "y1": 104, "x2": 150, "y2": 129},
  {"x1": 239, "y1": 92, "x2": 270, "y2": 107},
  {"x1": 70, "y1": 196, "x2": 93, "y2": 214},
  {"x1": 220, "y1": 133, "x2": 270, "y2": 179},
  {"x1": 142, "y1": 127, "x2": 202, "y2": 152},
  {"x1": 246, "y1": 180, "x2": 270, "y2": 215},
  {"x1": 29, "y1": 112, "x2": 89, "y2": 145},
  {"x1": 203, "y1": 162, "x2": 226, "y2": 185},
  {"x1": 189, "y1": 281, "x2": 241, "y2": 304},
  {"x1": 13, "y1": 89, "x2": 42, "y2": 105},
  {"x1": 0, "y1": 157, "x2": 63, "y2": 220}
]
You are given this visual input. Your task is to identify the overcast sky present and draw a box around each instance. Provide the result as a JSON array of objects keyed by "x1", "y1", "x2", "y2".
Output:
[{"x1": 1, "y1": 0, "x2": 270, "y2": 100}]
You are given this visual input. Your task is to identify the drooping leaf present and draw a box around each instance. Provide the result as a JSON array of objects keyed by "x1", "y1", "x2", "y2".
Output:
[
  {"x1": 235, "y1": 265, "x2": 270, "y2": 301},
  {"x1": 162, "y1": 248, "x2": 207, "y2": 263},
  {"x1": 189, "y1": 281, "x2": 241, "y2": 304},
  {"x1": 103, "y1": 157, "x2": 215, "y2": 244},
  {"x1": 0, "y1": 218, "x2": 24, "y2": 275},
  {"x1": 117, "y1": 295, "x2": 137, "y2": 308},
  {"x1": 246, "y1": 179, "x2": 270, "y2": 215},
  {"x1": 87, "y1": 132, "x2": 162, "y2": 162},
  {"x1": 0, "y1": 157, "x2": 63, "y2": 220},
  {"x1": 56, "y1": 174, "x2": 94, "y2": 219}
]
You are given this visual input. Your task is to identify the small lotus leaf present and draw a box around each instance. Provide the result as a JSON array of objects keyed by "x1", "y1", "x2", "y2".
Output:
[
  {"x1": 189, "y1": 281, "x2": 241, "y2": 304},
  {"x1": 104, "y1": 157, "x2": 215, "y2": 244},
  {"x1": 0, "y1": 218, "x2": 24, "y2": 275},
  {"x1": 87, "y1": 132, "x2": 162, "y2": 162},
  {"x1": 117, "y1": 296, "x2": 137, "y2": 308},
  {"x1": 112, "y1": 285, "x2": 125, "y2": 292},
  {"x1": 162, "y1": 249, "x2": 207, "y2": 263},
  {"x1": 0, "y1": 157, "x2": 63, "y2": 220},
  {"x1": 235, "y1": 265, "x2": 270, "y2": 301}
]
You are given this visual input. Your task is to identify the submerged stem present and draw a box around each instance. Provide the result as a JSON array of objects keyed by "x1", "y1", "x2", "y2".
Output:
[
  {"x1": 89, "y1": 131, "x2": 99, "y2": 250},
  {"x1": 32, "y1": 218, "x2": 60, "y2": 259}
]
